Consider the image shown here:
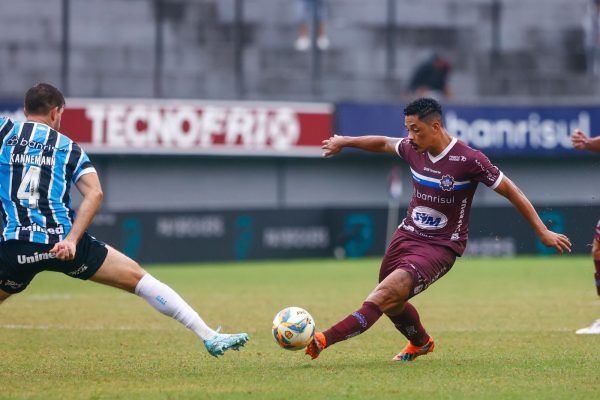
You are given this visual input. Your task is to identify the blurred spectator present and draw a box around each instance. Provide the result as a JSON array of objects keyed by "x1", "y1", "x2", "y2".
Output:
[
  {"x1": 407, "y1": 53, "x2": 452, "y2": 100},
  {"x1": 295, "y1": 0, "x2": 330, "y2": 51},
  {"x1": 582, "y1": 0, "x2": 600, "y2": 76}
]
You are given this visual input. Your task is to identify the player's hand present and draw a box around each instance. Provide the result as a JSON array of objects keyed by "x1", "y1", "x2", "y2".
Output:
[
  {"x1": 571, "y1": 129, "x2": 589, "y2": 150},
  {"x1": 321, "y1": 135, "x2": 345, "y2": 157},
  {"x1": 538, "y1": 229, "x2": 572, "y2": 255},
  {"x1": 50, "y1": 239, "x2": 77, "y2": 261}
]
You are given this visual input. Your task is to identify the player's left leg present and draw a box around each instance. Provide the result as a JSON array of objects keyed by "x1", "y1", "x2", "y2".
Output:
[
  {"x1": 386, "y1": 302, "x2": 430, "y2": 346},
  {"x1": 305, "y1": 268, "x2": 412, "y2": 359},
  {"x1": 387, "y1": 302, "x2": 435, "y2": 361}
]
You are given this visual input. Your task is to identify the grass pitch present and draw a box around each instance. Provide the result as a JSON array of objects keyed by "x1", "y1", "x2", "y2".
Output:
[{"x1": 1, "y1": 256, "x2": 598, "y2": 399}]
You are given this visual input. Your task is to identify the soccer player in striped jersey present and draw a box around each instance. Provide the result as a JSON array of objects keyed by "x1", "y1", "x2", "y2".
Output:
[
  {"x1": 571, "y1": 129, "x2": 600, "y2": 335},
  {"x1": 305, "y1": 98, "x2": 571, "y2": 361},
  {"x1": 0, "y1": 83, "x2": 249, "y2": 357}
]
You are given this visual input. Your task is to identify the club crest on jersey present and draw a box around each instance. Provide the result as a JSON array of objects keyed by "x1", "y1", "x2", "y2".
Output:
[{"x1": 439, "y1": 175, "x2": 455, "y2": 191}]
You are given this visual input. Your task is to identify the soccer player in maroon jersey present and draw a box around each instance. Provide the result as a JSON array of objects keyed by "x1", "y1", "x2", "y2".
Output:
[
  {"x1": 571, "y1": 129, "x2": 600, "y2": 334},
  {"x1": 305, "y1": 98, "x2": 572, "y2": 361}
]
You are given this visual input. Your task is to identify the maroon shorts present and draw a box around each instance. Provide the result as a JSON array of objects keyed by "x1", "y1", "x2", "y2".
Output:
[
  {"x1": 379, "y1": 229, "x2": 457, "y2": 298},
  {"x1": 595, "y1": 219, "x2": 600, "y2": 242}
]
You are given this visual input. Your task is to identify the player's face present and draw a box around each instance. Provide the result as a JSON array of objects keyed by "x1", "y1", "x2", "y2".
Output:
[{"x1": 404, "y1": 115, "x2": 438, "y2": 153}]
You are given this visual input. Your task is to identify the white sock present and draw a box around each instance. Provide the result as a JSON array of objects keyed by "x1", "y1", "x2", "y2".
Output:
[{"x1": 135, "y1": 273, "x2": 217, "y2": 341}]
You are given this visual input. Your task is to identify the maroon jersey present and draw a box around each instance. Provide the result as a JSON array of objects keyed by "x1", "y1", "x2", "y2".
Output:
[{"x1": 396, "y1": 137, "x2": 503, "y2": 255}]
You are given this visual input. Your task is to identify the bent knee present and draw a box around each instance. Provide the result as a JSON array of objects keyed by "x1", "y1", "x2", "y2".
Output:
[
  {"x1": 367, "y1": 272, "x2": 413, "y2": 312},
  {"x1": 124, "y1": 262, "x2": 147, "y2": 290},
  {"x1": 129, "y1": 261, "x2": 146, "y2": 280}
]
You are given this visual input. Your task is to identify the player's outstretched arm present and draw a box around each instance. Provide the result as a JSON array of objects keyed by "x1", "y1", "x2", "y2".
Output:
[
  {"x1": 50, "y1": 173, "x2": 103, "y2": 261},
  {"x1": 321, "y1": 135, "x2": 400, "y2": 157},
  {"x1": 494, "y1": 176, "x2": 572, "y2": 255},
  {"x1": 571, "y1": 129, "x2": 600, "y2": 153}
]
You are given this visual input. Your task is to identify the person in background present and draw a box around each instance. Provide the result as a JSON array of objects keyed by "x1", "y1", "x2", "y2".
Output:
[
  {"x1": 582, "y1": 0, "x2": 600, "y2": 76},
  {"x1": 408, "y1": 53, "x2": 452, "y2": 100},
  {"x1": 571, "y1": 129, "x2": 600, "y2": 335},
  {"x1": 295, "y1": 0, "x2": 330, "y2": 51}
]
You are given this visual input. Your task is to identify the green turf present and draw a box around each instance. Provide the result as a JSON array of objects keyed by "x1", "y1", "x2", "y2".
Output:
[{"x1": 0, "y1": 256, "x2": 598, "y2": 399}]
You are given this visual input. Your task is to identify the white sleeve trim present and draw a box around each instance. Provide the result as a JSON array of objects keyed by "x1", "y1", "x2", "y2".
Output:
[
  {"x1": 395, "y1": 139, "x2": 403, "y2": 158},
  {"x1": 490, "y1": 171, "x2": 504, "y2": 190},
  {"x1": 74, "y1": 167, "x2": 97, "y2": 182}
]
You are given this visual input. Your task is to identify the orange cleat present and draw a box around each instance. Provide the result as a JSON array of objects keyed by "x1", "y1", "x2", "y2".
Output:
[
  {"x1": 305, "y1": 332, "x2": 327, "y2": 360},
  {"x1": 392, "y1": 337, "x2": 435, "y2": 361}
]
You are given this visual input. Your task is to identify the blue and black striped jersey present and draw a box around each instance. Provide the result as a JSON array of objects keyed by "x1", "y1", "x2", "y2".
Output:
[{"x1": 0, "y1": 117, "x2": 96, "y2": 244}]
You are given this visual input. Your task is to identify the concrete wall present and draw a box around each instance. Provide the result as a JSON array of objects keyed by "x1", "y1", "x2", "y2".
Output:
[
  {"x1": 0, "y1": 0, "x2": 597, "y2": 102},
  {"x1": 85, "y1": 154, "x2": 599, "y2": 212}
]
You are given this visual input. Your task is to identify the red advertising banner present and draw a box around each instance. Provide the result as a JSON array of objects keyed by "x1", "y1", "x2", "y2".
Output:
[{"x1": 60, "y1": 99, "x2": 333, "y2": 156}]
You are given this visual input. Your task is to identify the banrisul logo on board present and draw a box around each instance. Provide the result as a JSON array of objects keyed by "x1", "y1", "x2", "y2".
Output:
[{"x1": 445, "y1": 111, "x2": 589, "y2": 151}]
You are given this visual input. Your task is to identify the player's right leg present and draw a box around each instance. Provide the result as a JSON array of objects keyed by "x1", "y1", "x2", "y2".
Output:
[
  {"x1": 387, "y1": 302, "x2": 435, "y2": 361},
  {"x1": 305, "y1": 268, "x2": 412, "y2": 360},
  {"x1": 88, "y1": 245, "x2": 249, "y2": 356}
]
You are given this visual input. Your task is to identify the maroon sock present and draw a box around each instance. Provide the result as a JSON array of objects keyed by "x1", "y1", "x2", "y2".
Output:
[
  {"x1": 595, "y1": 260, "x2": 600, "y2": 296},
  {"x1": 323, "y1": 301, "x2": 383, "y2": 347},
  {"x1": 387, "y1": 302, "x2": 430, "y2": 346}
]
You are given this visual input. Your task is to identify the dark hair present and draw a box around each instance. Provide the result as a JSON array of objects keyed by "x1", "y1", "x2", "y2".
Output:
[
  {"x1": 24, "y1": 83, "x2": 65, "y2": 115},
  {"x1": 403, "y1": 98, "x2": 442, "y2": 122}
]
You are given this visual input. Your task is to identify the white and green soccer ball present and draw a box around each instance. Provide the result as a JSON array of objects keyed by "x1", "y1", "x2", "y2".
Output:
[{"x1": 272, "y1": 307, "x2": 316, "y2": 351}]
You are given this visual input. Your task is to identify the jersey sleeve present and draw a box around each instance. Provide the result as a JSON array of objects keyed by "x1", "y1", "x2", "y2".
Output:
[
  {"x1": 0, "y1": 117, "x2": 14, "y2": 144},
  {"x1": 471, "y1": 151, "x2": 503, "y2": 189},
  {"x1": 72, "y1": 144, "x2": 97, "y2": 183},
  {"x1": 395, "y1": 138, "x2": 411, "y2": 159}
]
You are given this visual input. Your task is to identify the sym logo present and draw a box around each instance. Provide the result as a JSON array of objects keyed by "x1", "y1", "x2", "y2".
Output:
[{"x1": 411, "y1": 206, "x2": 448, "y2": 230}]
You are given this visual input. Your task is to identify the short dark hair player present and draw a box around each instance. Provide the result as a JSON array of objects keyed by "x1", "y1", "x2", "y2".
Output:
[
  {"x1": 0, "y1": 83, "x2": 249, "y2": 357},
  {"x1": 305, "y1": 98, "x2": 572, "y2": 361}
]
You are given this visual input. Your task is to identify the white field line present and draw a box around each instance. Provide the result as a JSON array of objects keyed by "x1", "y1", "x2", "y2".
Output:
[
  {"x1": 0, "y1": 324, "x2": 173, "y2": 331},
  {"x1": 0, "y1": 324, "x2": 576, "y2": 333}
]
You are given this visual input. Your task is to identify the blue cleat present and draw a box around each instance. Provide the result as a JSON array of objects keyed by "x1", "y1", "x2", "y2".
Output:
[{"x1": 204, "y1": 332, "x2": 250, "y2": 358}]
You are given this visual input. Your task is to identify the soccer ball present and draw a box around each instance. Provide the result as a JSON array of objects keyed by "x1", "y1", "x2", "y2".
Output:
[{"x1": 272, "y1": 307, "x2": 316, "y2": 351}]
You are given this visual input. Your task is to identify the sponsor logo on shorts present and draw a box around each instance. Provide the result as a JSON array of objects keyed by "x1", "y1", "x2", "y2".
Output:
[
  {"x1": 68, "y1": 264, "x2": 89, "y2": 276},
  {"x1": 0, "y1": 279, "x2": 24, "y2": 290},
  {"x1": 18, "y1": 252, "x2": 57, "y2": 264},
  {"x1": 411, "y1": 206, "x2": 448, "y2": 230}
]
